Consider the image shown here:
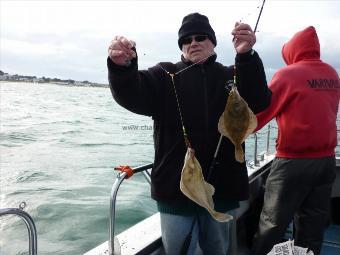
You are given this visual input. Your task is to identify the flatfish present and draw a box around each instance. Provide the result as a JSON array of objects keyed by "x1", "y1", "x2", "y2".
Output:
[
  {"x1": 218, "y1": 85, "x2": 257, "y2": 163},
  {"x1": 180, "y1": 148, "x2": 233, "y2": 222}
]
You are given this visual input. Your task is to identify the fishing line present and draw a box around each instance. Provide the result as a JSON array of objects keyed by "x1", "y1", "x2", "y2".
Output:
[
  {"x1": 170, "y1": 73, "x2": 191, "y2": 148},
  {"x1": 158, "y1": 52, "x2": 217, "y2": 147},
  {"x1": 158, "y1": 0, "x2": 266, "y2": 150},
  {"x1": 167, "y1": 2, "x2": 267, "y2": 253},
  {"x1": 209, "y1": 0, "x2": 267, "y2": 174},
  {"x1": 238, "y1": 0, "x2": 265, "y2": 32}
]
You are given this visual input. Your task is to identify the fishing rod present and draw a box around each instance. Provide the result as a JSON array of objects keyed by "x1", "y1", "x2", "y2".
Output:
[
  {"x1": 162, "y1": 0, "x2": 266, "y2": 154},
  {"x1": 207, "y1": 0, "x2": 267, "y2": 181},
  {"x1": 254, "y1": 0, "x2": 266, "y2": 33},
  {"x1": 180, "y1": 2, "x2": 268, "y2": 254}
]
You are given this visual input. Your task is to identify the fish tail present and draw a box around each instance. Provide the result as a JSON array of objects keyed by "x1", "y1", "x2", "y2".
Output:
[
  {"x1": 212, "y1": 211, "x2": 233, "y2": 222},
  {"x1": 235, "y1": 145, "x2": 244, "y2": 163}
]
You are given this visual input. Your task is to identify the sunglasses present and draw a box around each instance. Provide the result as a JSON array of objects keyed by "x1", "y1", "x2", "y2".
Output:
[{"x1": 181, "y1": 35, "x2": 208, "y2": 45}]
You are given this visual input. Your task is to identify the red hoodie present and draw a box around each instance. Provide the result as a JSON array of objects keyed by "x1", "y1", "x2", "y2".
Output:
[{"x1": 256, "y1": 26, "x2": 340, "y2": 158}]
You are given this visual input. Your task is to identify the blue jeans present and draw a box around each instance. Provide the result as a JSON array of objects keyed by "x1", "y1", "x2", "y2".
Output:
[{"x1": 160, "y1": 209, "x2": 233, "y2": 255}]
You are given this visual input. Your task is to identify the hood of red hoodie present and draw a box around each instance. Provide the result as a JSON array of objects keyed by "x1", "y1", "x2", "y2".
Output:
[{"x1": 282, "y1": 26, "x2": 320, "y2": 65}]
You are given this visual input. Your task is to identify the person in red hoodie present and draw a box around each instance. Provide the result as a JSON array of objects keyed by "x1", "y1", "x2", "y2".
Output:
[{"x1": 251, "y1": 26, "x2": 340, "y2": 255}]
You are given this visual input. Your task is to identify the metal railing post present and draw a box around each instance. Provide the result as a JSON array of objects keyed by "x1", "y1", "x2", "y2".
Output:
[
  {"x1": 266, "y1": 123, "x2": 271, "y2": 154},
  {"x1": 141, "y1": 170, "x2": 151, "y2": 185},
  {"x1": 109, "y1": 172, "x2": 126, "y2": 255},
  {"x1": 0, "y1": 203, "x2": 37, "y2": 255},
  {"x1": 254, "y1": 133, "x2": 259, "y2": 166},
  {"x1": 108, "y1": 163, "x2": 153, "y2": 255}
]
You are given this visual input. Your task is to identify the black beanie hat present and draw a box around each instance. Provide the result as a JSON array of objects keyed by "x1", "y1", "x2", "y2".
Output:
[{"x1": 178, "y1": 13, "x2": 217, "y2": 49}]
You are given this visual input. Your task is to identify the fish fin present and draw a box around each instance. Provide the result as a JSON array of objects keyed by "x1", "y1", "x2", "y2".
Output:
[
  {"x1": 193, "y1": 156, "x2": 203, "y2": 170},
  {"x1": 204, "y1": 181, "x2": 215, "y2": 195},
  {"x1": 217, "y1": 114, "x2": 226, "y2": 135},
  {"x1": 203, "y1": 182, "x2": 215, "y2": 208},
  {"x1": 218, "y1": 114, "x2": 232, "y2": 140},
  {"x1": 246, "y1": 109, "x2": 258, "y2": 134},
  {"x1": 211, "y1": 211, "x2": 234, "y2": 222},
  {"x1": 235, "y1": 145, "x2": 244, "y2": 163},
  {"x1": 240, "y1": 108, "x2": 258, "y2": 143}
]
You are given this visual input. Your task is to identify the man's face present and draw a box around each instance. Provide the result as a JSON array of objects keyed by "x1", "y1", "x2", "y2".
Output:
[{"x1": 181, "y1": 34, "x2": 215, "y2": 63}]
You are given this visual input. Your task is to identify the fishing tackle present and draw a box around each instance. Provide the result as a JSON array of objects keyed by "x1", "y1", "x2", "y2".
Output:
[
  {"x1": 158, "y1": 52, "x2": 216, "y2": 149},
  {"x1": 210, "y1": 0, "x2": 266, "y2": 175},
  {"x1": 162, "y1": 1, "x2": 267, "y2": 252}
]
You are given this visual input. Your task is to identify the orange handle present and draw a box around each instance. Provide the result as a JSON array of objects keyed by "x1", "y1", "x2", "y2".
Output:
[{"x1": 114, "y1": 165, "x2": 134, "y2": 179}]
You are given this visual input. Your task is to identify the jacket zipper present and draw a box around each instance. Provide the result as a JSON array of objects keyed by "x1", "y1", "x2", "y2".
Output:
[{"x1": 200, "y1": 65, "x2": 209, "y2": 169}]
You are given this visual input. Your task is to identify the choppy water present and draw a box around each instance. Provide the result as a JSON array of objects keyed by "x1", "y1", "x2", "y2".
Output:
[
  {"x1": 1, "y1": 82, "x2": 336, "y2": 255},
  {"x1": 0, "y1": 82, "x2": 157, "y2": 254}
]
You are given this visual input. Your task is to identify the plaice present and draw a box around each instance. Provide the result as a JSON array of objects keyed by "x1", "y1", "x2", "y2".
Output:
[
  {"x1": 180, "y1": 148, "x2": 233, "y2": 222},
  {"x1": 218, "y1": 85, "x2": 257, "y2": 163}
]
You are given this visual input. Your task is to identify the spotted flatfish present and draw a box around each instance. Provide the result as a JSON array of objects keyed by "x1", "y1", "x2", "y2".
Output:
[
  {"x1": 180, "y1": 148, "x2": 233, "y2": 222},
  {"x1": 218, "y1": 85, "x2": 257, "y2": 163}
]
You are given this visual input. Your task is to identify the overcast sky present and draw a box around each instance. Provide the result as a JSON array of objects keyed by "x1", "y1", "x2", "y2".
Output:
[{"x1": 1, "y1": 0, "x2": 339, "y2": 83}]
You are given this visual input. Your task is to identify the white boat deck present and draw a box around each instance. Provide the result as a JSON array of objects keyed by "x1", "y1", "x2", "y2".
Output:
[{"x1": 84, "y1": 213, "x2": 162, "y2": 255}]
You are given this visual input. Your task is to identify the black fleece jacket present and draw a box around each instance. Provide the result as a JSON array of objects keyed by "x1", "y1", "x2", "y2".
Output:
[{"x1": 107, "y1": 50, "x2": 271, "y2": 203}]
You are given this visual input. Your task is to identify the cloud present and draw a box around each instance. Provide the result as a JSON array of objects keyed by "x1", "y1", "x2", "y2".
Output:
[
  {"x1": 1, "y1": 0, "x2": 339, "y2": 83},
  {"x1": 1, "y1": 31, "x2": 106, "y2": 82}
]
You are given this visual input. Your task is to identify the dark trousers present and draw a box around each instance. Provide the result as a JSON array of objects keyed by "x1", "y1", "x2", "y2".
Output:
[{"x1": 251, "y1": 157, "x2": 336, "y2": 255}]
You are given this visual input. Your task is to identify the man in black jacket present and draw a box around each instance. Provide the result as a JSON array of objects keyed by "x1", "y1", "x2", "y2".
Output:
[{"x1": 107, "y1": 13, "x2": 271, "y2": 255}]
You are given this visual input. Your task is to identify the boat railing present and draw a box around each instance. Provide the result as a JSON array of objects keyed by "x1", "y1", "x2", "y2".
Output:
[
  {"x1": 249, "y1": 123, "x2": 277, "y2": 167},
  {"x1": 252, "y1": 123, "x2": 340, "y2": 166},
  {"x1": 109, "y1": 163, "x2": 153, "y2": 255},
  {"x1": 0, "y1": 202, "x2": 37, "y2": 255},
  {"x1": 108, "y1": 124, "x2": 279, "y2": 255}
]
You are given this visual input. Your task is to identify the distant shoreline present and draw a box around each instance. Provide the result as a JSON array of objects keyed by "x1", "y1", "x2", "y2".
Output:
[
  {"x1": 0, "y1": 70, "x2": 109, "y2": 88},
  {"x1": 0, "y1": 80, "x2": 109, "y2": 88}
]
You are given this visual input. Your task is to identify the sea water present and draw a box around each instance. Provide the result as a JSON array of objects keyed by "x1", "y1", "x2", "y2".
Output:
[
  {"x1": 1, "y1": 81, "x2": 334, "y2": 255},
  {"x1": 0, "y1": 82, "x2": 157, "y2": 254}
]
